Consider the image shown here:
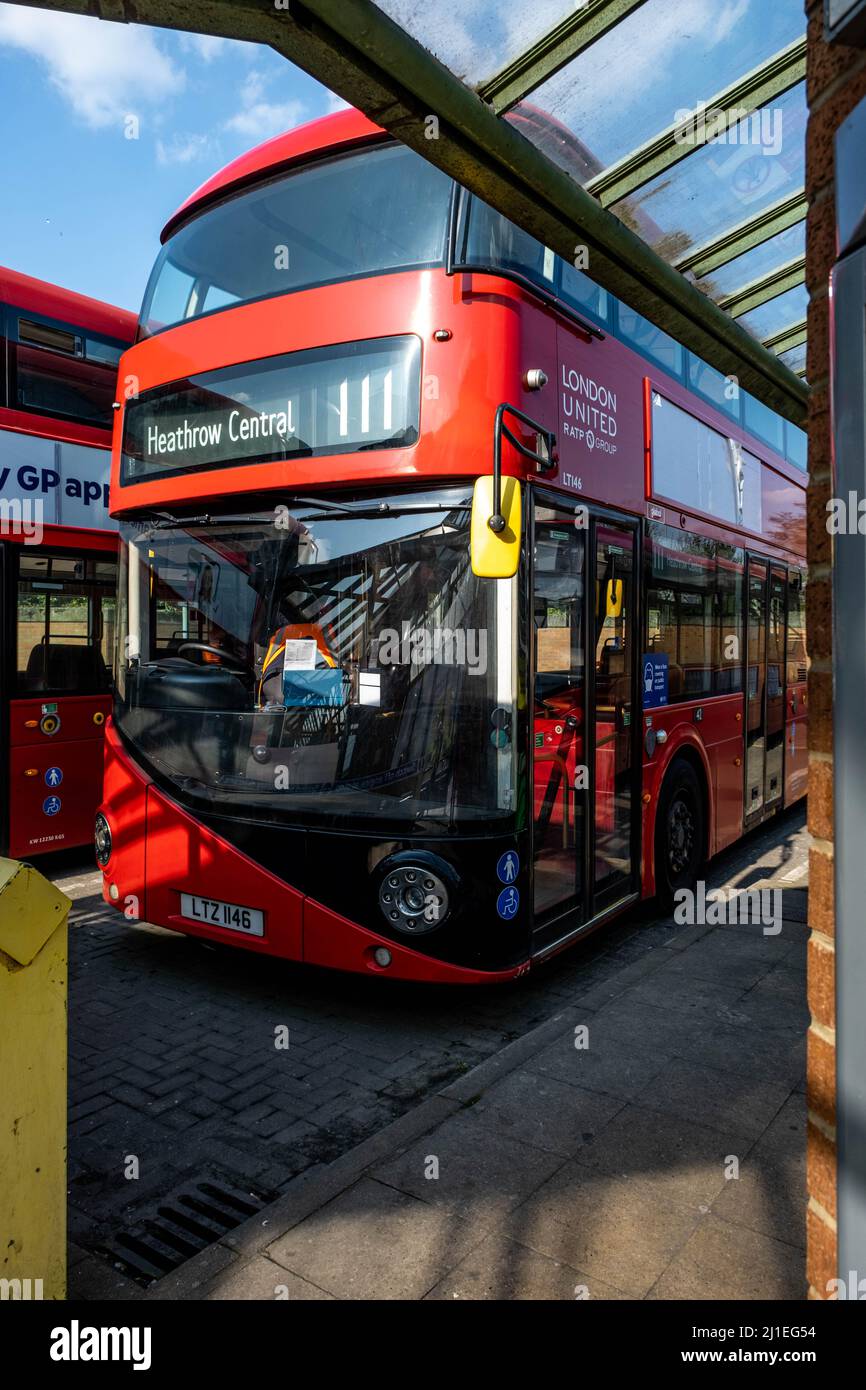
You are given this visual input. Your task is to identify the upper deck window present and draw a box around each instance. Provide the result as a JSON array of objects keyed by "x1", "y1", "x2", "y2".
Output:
[
  {"x1": 617, "y1": 305, "x2": 683, "y2": 377},
  {"x1": 140, "y1": 142, "x2": 453, "y2": 336},
  {"x1": 457, "y1": 194, "x2": 610, "y2": 324},
  {"x1": 743, "y1": 390, "x2": 786, "y2": 456},
  {"x1": 687, "y1": 353, "x2": 741, "y2": 423},
  {"x1": 785, "y1": 422, "x2": 808, "y2": 471},
  {"x1": 651, "y1": 393, "x2": 762, "y2": 532},
  {"x1": 7, "y1": 312, "x2": 126, "y2": 429}
]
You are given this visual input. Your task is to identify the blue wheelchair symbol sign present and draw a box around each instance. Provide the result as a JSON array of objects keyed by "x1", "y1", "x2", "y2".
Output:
[
  {"x1": 496, "y1": 850, "x2": 519, "y2": 884},
  {"x1": 496, "y1": 886, "x2": 520, "y2": 920},
  {"x1": 45, "y1": 766, "x2": 63, "y2": 788},
  {"x1": 43, "y1": 795, "x2": 62, "y2": 816}
]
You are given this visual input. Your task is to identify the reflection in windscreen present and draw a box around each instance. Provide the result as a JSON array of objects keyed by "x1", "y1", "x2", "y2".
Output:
[{"x1": 115, "y1": 488, "x2": 518, "y2": 829}]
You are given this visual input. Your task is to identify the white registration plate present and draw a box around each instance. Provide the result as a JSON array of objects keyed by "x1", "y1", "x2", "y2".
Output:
[{"x1": 179, "y1": 893, "x2": 264, "y2": 937}]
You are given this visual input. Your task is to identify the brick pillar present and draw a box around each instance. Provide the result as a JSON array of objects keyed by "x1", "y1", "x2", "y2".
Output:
[{"x1": 805, "y1": 0, "x2": 866, "y2": 1300}]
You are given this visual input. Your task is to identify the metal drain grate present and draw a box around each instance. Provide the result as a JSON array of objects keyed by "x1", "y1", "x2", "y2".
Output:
[{"x1": 96, "y1": 1179, "x2": 277, "y2": 1287}]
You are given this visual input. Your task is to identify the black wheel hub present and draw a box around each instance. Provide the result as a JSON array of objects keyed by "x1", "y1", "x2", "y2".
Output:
[{"x1": 667, "y1": 796, "x2": 695, "y2": 877}]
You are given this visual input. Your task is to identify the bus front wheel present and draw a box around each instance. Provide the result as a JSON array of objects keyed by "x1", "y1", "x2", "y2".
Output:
[{"x1": 654, "y1": 758, "x2": 705, "y2": 911}]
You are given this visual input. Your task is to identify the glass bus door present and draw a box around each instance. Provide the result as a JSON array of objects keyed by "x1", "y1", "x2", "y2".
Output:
[
  {"x1": 765, "y1": 565, "x2": 787, "y2": 812},
  {"x1": 592, "y1": 520, "x2": 638, "y2": 911},
  {"x1": 745, "y1": 556, "x2": 768, "y2": 824},
  {"x1": 531, "y1": 501, "x2": 639, "y2": 950},
  {"x1": 4, "y1": 545, "x2": 116, "y2": 858},
  {"x1": 531, "y1": 498, "x2": 586, "y2": 927}
]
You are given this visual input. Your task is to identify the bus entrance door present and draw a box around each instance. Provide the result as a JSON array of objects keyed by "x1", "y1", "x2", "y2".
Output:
[
  {"x1": 531, "y1": 501, "x2": 639, "y2": 955},
  {"x1": 592, "y1": 520, "x2": 639, "y2": 913},
  {"x1": 745, "y1": 556, "x2": 790, "y2": 828},
  {"x1": 3, "y1": 544, "x2": 116, "y2": 859}
]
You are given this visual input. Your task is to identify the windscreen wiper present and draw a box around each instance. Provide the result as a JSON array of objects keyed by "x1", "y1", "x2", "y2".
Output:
[
  {"x1": 292, "y1": 498, "x2": 472, "y2": 521},
  {"x1": 136, "y1": 500, "x2": 472, "y2": 528},
  {"x1": 139, "y1": 512, "x2": 213, "y2": 530},
  {"x1": 137, "y1": 510, "x2": 278, "y2": 530}
]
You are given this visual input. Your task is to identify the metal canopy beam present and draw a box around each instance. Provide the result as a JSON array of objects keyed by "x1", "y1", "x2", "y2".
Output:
[
  {"x1": 477, "y1": 0, "x2": 648, "y2": 115},
  {"x1": 587, "y1": 37, "x2": 807, "y2": 208},
  {"x1": 674, "y1": 193, "x2": 807, "y2": 277},
  {"x1": 718, "y1": 256, "x2": 806, "y2": 318},
  {"x1": 4, "y1": 0, "x2": 808, "y2": 425},
  {"x1": 764, "y1": 322, "x2": 808, "y2": 355}
]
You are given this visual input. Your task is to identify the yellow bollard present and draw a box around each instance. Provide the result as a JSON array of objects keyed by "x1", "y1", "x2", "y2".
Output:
[{"x1": 0, "y1": 858, "x2": 69, "y2": 1301}]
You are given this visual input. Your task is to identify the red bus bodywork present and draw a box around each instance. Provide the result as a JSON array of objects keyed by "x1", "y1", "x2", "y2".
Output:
[
  {"x1": 99, "y1": 110, "x2": 806, "y2": 982},
  {"x1": 1, "y1": 267, "x2": 136, "y2": 858}
]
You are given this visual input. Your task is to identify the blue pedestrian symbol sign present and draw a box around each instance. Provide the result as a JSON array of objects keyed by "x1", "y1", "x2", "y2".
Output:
[
  {"x1": 496, "y1": 886, "x2": 520, "y2": 920},
  {"x1": 45, "y1": 767, "x2": 63, "y2": 788},
  {"x1": 43, "y1": 795, "x2": 62, "y2": 817},
  {"x1": 496, "y1": 850, "x2": 520, "y2": 884}
]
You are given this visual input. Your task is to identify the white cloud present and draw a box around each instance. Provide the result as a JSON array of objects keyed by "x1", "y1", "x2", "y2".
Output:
[
  {"x1": 156, "y1": 131, "x2": 212, "y2": 166},
  {"x1": 223, "y1": 68, "x2": 307, "y2": 141},
  {"x1": 179, "y1": 33, "x2": 231, "y2": 63},
  {"x1": 0, "y1": 4, "x2": 183, "y2": 128},
  {"x1": 224, "y1": 98, "x2": 308, "y2": 139}
]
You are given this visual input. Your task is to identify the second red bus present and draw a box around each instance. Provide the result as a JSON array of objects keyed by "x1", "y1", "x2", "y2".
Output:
[{"x1": 0, "y1": 267, "x2": 136, "y2": 859}]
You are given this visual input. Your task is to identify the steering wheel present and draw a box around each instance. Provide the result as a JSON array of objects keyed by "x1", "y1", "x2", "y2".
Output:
[{"x1": 177, "y1": 641, "x2": 247, "y2": 673}]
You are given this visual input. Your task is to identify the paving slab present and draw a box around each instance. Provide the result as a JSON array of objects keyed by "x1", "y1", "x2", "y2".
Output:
[
  {"x1": 636, "y1": 1058, "x2": 793, "y2": 1140},
  {"x1": 646, "y1": 1214, "x2": 804, "y2": 1300},
  {"x1": 265, "y1": 1177, "x2": 483, "y2": 1300},
  {"x1": 710, "y1": 1158, "x2": 806, "y2": 1249},
  {"x1": 527, "y1": 1032, "x2": 671, "y2": 1101},
  {"x1": 202, "y1": 1256, "x2": 333, "y2": 1301},
  {"x1": 424, "y1": 1231, "x2": 627, "y2": 1301},
  {"x1": 513, "y1": 1162, "x2": 703, "y2": 1298},
  {"x1": 467, "y1": 1069, "x2": 625, "y2": 1157},
  {"x1": 371, "y1": 1109, "x2": 565, "y2": 1222},
  {"x1": 576, "y1": 1103, "x2": 756, "y2": 1209},
  {"x1": 749, "y1": 1092, "x2": 807, "y2": 1171}
]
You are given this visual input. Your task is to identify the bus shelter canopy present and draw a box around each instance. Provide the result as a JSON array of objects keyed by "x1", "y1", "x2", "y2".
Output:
[
  {"x1": 8, "y1": 0, "x2": 809, "y2": 423},
  {"x1": 375, "y1": 0, "x2": 808, "y2": 395}
]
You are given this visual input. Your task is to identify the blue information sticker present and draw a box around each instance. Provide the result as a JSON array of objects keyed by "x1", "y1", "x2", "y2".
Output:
[
  {"x1": 45, "y1": 766, "x2": 63, "y2": 788},
  {"x1": 641, "y1": 652, "x2": 669, "y2": 708},
  {"x1": 43, "y1": 796, "x2": 62, "y2": 816},
  {"x1": 496, "y1": 886, "x2": 520, "y2": 920},
  {"x1": 282, "y1": 667, "x2": 344, "y2": 708},
  {"x1": 496, "y1": 850, "x2": 520, "y2": 885}
]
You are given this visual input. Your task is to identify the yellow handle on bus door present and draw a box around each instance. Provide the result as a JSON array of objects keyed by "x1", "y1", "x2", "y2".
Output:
[{"x1": 606, "y1": 579, "x2": 624, "y2": 617}]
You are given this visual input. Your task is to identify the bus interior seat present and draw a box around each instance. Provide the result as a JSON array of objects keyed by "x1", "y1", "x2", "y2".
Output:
[{"x1": 25, "y1": 641, "x2": 109, "y2": 693}]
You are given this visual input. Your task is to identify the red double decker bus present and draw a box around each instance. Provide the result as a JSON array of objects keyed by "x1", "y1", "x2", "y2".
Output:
[
  {"x1": 96, "y1": 109, "x2": 807, "y2": 983},
  {"x1": 0, "y1": 268, "x2": 136, "y2": 858}
]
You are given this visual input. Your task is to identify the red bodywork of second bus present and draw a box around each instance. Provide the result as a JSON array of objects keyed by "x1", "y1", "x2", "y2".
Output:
[{"x1": 1, "y1": 267, "x2": 136, "y2": 858}]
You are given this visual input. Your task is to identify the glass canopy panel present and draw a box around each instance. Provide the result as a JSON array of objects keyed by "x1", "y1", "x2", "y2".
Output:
[
  {"x1": 372, "y1": 0, "x2": 573, "y2": 85},
  {"x1": 520, "y1": 0, "x2": 804, "y2": 174},
  {"x1": 693, "y1": 222, "x2": 806, "y2": 301},
  {"x1": 609, "y1": 82, "x2": 806, "y2": 264},
  {"x1": 735, "y1": 283, "x2": 808, "y2": 341},
  {"x1": 778, "y1": 341, "x2": 807, "y2": 376}
]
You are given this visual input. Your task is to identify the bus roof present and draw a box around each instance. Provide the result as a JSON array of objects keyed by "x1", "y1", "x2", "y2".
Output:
[
  {"x1": 0, "y1": 265, "x2": 136, "y2": 342},
  {"x1": 163, "y1": 107, "x2": 383, "y2": 242}
]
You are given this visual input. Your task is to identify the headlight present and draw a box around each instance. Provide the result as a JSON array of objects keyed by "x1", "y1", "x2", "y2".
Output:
[
  {"x1": 94, "y1": 812, "x2": 112, "y2": 867},
  {"x1": 377, "y1": 854, "x2": 456, "y2": 935}
]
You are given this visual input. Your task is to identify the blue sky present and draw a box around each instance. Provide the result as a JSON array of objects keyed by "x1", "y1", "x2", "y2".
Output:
[{"x1": 0, "y1": 5, "x2": 343, "y2": 314}]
